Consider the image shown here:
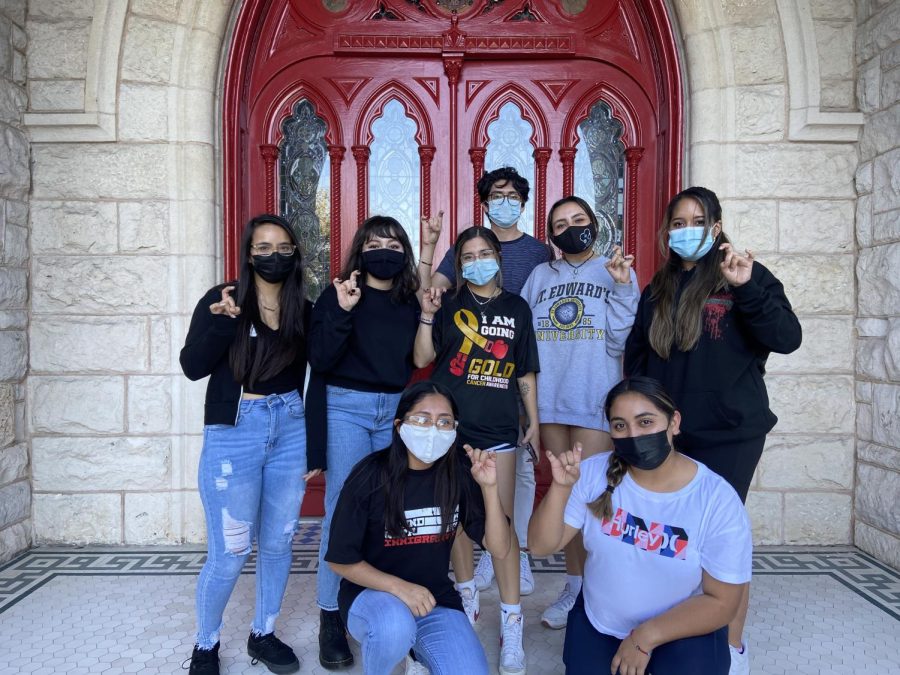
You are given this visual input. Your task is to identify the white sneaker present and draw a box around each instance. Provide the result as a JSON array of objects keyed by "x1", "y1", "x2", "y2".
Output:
[
  {"x1": 474, "y1": 551, "x2": 494, "y2": 591},
  {"x1": 499, "y1": 613, "x2": 526, "y2": 675},
  {"x1": 519, "y1": 551, "x2": 534, "y2": 596},
  {"x1": 728, "y1": 642, "x2": 749, "y2": 675},
  {"x1": 540, "y1": 583, "x2": 577, "y2": 629},
  {"x1": 458, "y1": 586, "x2": 480, "y2": 625},
  {"x1": 405, "y1": 654, "x2": 430, "y2": 674}
]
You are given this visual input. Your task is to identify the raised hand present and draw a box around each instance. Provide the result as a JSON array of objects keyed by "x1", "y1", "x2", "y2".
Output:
[
  {"x1": 209, "y1": 286, "x2": 241, "y2": 318},
  {"x1": 546, "y1": 442, "x2": 582, "y2": 488},
  {"x1": 719, "y1": 243, "x2": 753, "y2": 287},
  {"x1": 420, "y1": 210, "x2": 444, "y2": 248},
  {"x1": 334, "y1": 270, "x2": 362, "y2": 311},
  {"x1": 394, "y1": 580, "x2": 436, "y2": 617},
  {"x1": 465, "y1": 444, "x2": 497, "y2": 487},
  {"x1": 419, "y1": 286, "x2": 444, "y2": 317},
  {"x1": 605, "y1": 246, "x2": 635, "y2": 284}
]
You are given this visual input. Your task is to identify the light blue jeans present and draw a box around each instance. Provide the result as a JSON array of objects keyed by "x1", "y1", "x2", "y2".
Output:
[
  {"x1": 347, "y1": 589, "x2": 489, "y2": 675},
  {"x1": 317, "y1": 386, "x2": 401, "y2": 610},
  {"x1": 194, "y1": 391, "x2": 307, "y2": 649}
]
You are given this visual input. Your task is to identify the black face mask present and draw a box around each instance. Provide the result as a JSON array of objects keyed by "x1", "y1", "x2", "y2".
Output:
[
  {"x1": 611, "y1": 430, "x2": 672, "y2": 470},
  {"x1": 362, "y1": 248, "x2": 406, "y2": 280},
  {"x1": 550, "y1": 224, "x2": 596, "y2": 254},
  {"x1": 251, "y1": 252, "x2": 296, "y2": 284}
]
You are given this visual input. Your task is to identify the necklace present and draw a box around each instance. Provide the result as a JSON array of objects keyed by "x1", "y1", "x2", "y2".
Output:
[
  {"x1": 564, "y1": 251, "x2": 595, "y2": 276},
  {"x1": 468, "y1": 285, "x2": 499, "y2": 306},
  {"x1": 260, "y1": 301, "x2": 279, "y2": 312}
]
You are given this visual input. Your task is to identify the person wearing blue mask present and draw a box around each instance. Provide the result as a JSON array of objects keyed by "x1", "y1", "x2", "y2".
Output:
[
  {"x1": 624, "y1": 186, "x2": 801, "y2": 675},
  {"x1": 418, "y1": 167, "x2": 550, "y2": 612},
  {"x1": 414, "y1": 226, "x2": 539, "y2": 675}
]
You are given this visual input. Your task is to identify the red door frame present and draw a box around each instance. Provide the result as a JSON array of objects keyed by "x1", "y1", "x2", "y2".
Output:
[{"x1": 221, "y1": 0, "x2": 684, "y2": 513}]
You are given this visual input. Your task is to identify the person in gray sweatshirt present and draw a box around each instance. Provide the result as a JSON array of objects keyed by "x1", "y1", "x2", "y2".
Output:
[{"x1": 520, "y1": 196, "x2": 639, "y2": 630}]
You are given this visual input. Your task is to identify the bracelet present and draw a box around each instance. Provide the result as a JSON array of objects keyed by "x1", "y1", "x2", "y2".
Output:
[
  {"x1": 419, "y1": 317, "x2": 434, "y2": 325},
  {"x1": 419, "y1": 259, "x2": 432, "y2": 266},
  {"x1": 629, "y1": 632, "x2": 651, "y2": 657}
]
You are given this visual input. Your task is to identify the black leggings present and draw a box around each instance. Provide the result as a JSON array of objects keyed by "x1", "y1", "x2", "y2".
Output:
[
  {"x1": 563, "y1": 593, "x2": 730, "y2": 675},
  {"x1": 677, "y1": 435, "x2": 766, "y2": 503}
]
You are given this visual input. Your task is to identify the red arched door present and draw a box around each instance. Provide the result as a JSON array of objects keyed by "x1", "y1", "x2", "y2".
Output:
[{"x1": 223, "y1": 0, "x2": 683, "y2": 514}]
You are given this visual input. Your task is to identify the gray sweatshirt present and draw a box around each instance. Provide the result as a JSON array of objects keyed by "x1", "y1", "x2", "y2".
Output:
[{"x1": 520, "y1": 257, "x2": 638, "y2": 430}]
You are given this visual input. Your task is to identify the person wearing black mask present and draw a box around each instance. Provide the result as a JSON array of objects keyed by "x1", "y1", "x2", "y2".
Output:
[
  {"x1": 528, "y1": 377, "x2": 752, "y2": 675},
  {"x1": 180, "y1": 214, "x2": 325, "y2": 675},
  {"x1": 309, "y1": 215, "x2": 426, "y2": 670},
  {"x1": 520, "y1": 196, "x2": 638, "y2": 630}
]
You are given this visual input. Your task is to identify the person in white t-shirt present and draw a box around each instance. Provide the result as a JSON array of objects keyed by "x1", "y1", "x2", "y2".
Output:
[{"x1": 528, "y1": 376, "x2": 751, "y2": 675}]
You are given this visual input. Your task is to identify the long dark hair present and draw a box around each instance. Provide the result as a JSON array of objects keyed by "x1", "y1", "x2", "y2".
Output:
[
  {"x1": 379, "y1": 381, "x2": 468, "y2": 538},
  {"x1": 229, "y1": 214, "x2": 307, "y2": 388},
  {"x1": 589, "y1": 376, "x2": 678, "y2": 521},
  {"x1": 453, "y1": 226, "x2": 504, "y2": 295},
  {"x1": 546, "y1": 195, "x2": 594, "y2": 270},
  {"x1": 341, "y1": 215, "x2": 420, "y2": 303},
  {"x1": 648, "y1": 187, "x2": 731, "y2": 359}
]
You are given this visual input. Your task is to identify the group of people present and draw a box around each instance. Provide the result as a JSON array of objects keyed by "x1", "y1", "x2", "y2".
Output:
[{"x1": 180, "y1": 167, "x2": 802, "y2": 675}]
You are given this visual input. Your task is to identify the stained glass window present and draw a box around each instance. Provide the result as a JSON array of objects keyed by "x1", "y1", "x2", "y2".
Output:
[
  {"x1": 485, "y1": 101, "x2": 536, "y2": 235},
  {"x1": 279, "y1": 99, "x2": 330, "y2": 300},
  {"x1": 369, "y1": 98, "x2": 421, "y2": 254},
  {"x1": 573, "y1": 101, "x2": 625, "y2": 258}
]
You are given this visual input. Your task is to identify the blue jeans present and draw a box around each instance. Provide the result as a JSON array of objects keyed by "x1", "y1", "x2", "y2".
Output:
[
  {"x1": 563, "y1": 592, "x2": 730, "y2": 674},
  {"x1": 194, "y1": 391, "x2": 307, "y2": 649},
  {"x1": 316, "y1": 386, "x2": 401, "y2": 610},
  {"x1": 347, "y1": 589, "x2": 488, "y2": 675},
  {"x1": 316, "y1": 385, "x2": 400, "y2": 611}
]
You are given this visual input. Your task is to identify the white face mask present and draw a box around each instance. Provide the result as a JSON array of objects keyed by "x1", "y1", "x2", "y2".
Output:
[{"x1": 399, "y1": 424, "x2": 457, "y2": 464}]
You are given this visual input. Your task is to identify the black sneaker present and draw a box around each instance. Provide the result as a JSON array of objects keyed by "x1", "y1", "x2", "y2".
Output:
[
  {"x1": 247, "y1": 632, "x2": 300, "y2": 674},
  {"x1": 318, "y1": 609, "x2": 354, "y2": 670},
  {"x1": 185, "y1": 643, "x2": 220, "y2": 675}
]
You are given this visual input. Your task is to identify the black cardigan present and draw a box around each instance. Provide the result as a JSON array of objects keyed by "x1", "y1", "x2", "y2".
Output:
[{"x1": 179, "y1": 283, "x2": 327, "y2": 470}]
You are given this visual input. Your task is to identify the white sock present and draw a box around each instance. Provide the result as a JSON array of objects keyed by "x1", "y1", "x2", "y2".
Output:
[
  {"x1": 456, "y1": 578, "x2": 476, "y2": 594},
  {"x1": 566, "y1": 574, "x2": 583, "y2": 596},
  {"x1": 500, "y1": 602, "x2": 522, "y2": 621}
]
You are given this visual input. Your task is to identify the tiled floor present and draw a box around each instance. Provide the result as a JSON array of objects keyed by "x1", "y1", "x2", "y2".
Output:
[{"x1": 0, "y1": 522, "x2": 898, "y2": 674}]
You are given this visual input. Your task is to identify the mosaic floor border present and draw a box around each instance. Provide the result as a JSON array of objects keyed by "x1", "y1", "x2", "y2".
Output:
[{"x1": 2, "y1": 521, "x2": 898, "y2": 622}]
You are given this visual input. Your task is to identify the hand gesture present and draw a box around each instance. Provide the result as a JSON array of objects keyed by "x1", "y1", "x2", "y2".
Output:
[
  {"x1": 605, "y1": 246, "x2": 635, "y2": 284},
  {"x1": 546, "y1": 443, "x2": 582, "y2": 488},
  {"x1": 420, "y1": 210, "x2": 444, "y2": 248},
  {"x1": 719, "y1": 243, "x2": 753, "y2": 287},
  {"x1": 209, "y1": 286, "x2": 241, "y2": 318},
  {"x1": 334, "y1": 270, "x2": 362, "y2": 311},
  {"x1": 465, "y1": 444, "x2": 497, "y2": 487},
  {"x1": 610, "y1": 630, "x2": 652, "y2": 675},
  {"x1": 394, "y1": 580, "x2": 436, "y2": 617},
  {"x1": 419, "y1": 286, "x2": 444, "y2": 317}
]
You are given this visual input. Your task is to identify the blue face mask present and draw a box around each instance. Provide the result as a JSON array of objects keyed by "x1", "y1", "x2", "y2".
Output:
[
  {"x1": 487, "y1": 201, "x2": 522, "y2": 228},
  {"x1": 461, "y1": 258, "x2": 500, "y2": 286},
  {"x1": 669, "y1": 226, "x2": 715, "y2": 261}
]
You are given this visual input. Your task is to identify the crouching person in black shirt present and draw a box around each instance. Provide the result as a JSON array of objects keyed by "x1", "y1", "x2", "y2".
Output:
[{"x1": 325, "y1": 381, "x2": 511, "y2": 675}]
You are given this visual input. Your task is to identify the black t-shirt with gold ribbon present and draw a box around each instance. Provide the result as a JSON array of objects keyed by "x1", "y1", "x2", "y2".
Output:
[{"x1": 431, "y1": 288, "x2": 539, "y2": 449}]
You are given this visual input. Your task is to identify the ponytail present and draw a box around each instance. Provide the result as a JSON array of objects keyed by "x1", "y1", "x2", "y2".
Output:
[{"x1": 588, "y1": 453, "x2": 627, "y2": 521}]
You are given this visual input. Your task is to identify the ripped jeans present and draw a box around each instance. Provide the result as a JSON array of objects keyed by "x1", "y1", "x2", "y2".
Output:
[{"x1": 194, "y1": 390, "x2": 307, "y2": 649}]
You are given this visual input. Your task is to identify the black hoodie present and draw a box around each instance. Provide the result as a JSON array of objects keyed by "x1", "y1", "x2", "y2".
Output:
[{"x1": 624, "y1": 262, "x2": 801, "y2": 448}]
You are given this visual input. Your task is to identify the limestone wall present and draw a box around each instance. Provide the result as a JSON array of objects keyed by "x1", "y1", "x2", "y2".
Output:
[
  {"x1": 854, "y1": 0, "x2": 900, "y2": 569},
  {"x1": 0, "y1": 0, "x2": 30, "y2": 563}
]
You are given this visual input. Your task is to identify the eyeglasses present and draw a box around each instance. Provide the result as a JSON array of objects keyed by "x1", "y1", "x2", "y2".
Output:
[
  {"x1": 404, "y1": 414, "x2": 458, "y2": 431},
  {"x1": 251, "y1": 243, "x2": 297, "y2": 256},
  {"x1": 487, "y1": 193, "x2": 524, "y2": 207},
  {"x1": 460, "y1": 249, "x2": 497, "y2": 264}
]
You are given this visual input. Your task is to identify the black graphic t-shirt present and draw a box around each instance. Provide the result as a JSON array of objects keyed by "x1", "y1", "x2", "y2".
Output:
[
  {"x1": 325, "y1": 450, "x2": 487, "y2": 624},
  {"x1": 430, "y1": 289, "x2": 540, "y2": 449}
]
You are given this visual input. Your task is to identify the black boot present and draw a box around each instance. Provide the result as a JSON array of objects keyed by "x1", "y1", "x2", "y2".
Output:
[
  {"x1": 247, "y1": 632, "x2": 300, "y2": 674},
  {"x1": 186, "y1": 642, "x2": 220, "y2": 675},
  {"x1": 318, "y1": 608, "x2": 354, "y2": 670}
]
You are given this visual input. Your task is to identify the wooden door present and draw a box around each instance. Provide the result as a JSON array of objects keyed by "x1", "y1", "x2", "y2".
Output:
[{"x1": 223, "y1": 0, "x2": 683, "y2": 514}]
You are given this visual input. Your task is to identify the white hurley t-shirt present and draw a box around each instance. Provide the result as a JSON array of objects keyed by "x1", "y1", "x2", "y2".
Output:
[{"x1": 564, "y1": 452, "x2": 752, "y2": 639}]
